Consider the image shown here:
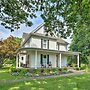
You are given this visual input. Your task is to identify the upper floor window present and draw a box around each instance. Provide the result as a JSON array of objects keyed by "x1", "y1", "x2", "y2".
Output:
[
  {"x1": 41, "y1": 39, "x2": 49, "y2": 49},
  {"x1": 43, "y1": 39, "x2": 47, "y2": 49}
]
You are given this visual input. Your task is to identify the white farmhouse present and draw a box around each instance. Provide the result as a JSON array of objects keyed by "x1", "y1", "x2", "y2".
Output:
[{"x1": 16, "y1": 24, "x2": 80, "y2": 69}]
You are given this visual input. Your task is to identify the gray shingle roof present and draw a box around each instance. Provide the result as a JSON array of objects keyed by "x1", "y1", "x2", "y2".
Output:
[
  {"x1": 22, "y1": 33, "x2": 29, "y2": 40},
  {"x1": 16, "y1": 47, "x2": 81, "y2": 55},
  {"x1": 57, "y1": 39, "x2": 69, "y2": 45}
]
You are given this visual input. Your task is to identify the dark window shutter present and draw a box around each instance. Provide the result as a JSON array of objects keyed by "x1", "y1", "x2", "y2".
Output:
[
  {"x1": 18, "y1": 55, "x2": 19, "y2": 67},
  {"x1": 27, "y1": 55, "x2": 29, "y2": 64},
  {"x1": 47, "y1": 55, "x2": 49, "y2": 64},
  {"x1": 58, "y1": 44, "x2": 59, "y2": 50},
  {"x1": 41, "y1": 39, "x2": 43, "y2": 48},
  {"x1": 40, "y1": 54, "x2": 43, "y2": 65},
  {"x1": 48, "y1": 40, "x2": 49, "y2": 49}
]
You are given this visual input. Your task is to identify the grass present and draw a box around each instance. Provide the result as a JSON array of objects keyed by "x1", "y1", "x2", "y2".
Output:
[
  {"x1": 0, "y1": 69, "x2": 28, "y2": 80},
  {"x1": 0, "y1": 69, "x2": 90, "y2": 90}
]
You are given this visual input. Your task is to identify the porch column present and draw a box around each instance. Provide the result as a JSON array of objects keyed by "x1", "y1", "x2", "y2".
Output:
[
  {"x1": 18, "y1": 54, "x2": 20, "y2": 68},
  {"x1": 35, "y1": 50, "x2": 37, "y2": 69},
  {"x1": 60, "y1": 53, "x2": 61, "y2": 68},
  {"x1": 16, "y1": 54, "x2": 20, "y2": 68},
  {"x1": 77, "y1": 54, "x2": 79, "y2": 68}
]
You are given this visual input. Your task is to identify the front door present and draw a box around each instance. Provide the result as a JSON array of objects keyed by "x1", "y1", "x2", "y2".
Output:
[{"x1": 43, "y1": 55, "x2": 47, "y2": 67}]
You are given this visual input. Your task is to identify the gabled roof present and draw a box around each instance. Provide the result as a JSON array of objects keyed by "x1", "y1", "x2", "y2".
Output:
[
  {"x1": 21, "y1": 23, "x2": 69, "y2": 46},
  {"x1": 57, "y1": 39, "x2": 69, "y2": 45},
  {"x1": 22, "y1": 33, "x2": 29, "y2": 39},
  {"x1": 21, "y1": 24, "x2": 44, "y2": 46},
  {"x1": 31, "y1": 23, "x2": 44, "y2": 33}
]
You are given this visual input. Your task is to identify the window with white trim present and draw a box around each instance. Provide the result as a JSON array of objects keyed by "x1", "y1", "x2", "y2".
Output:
[{"x1": 43, "y1": 39, "x2": 47, "y2": 49}]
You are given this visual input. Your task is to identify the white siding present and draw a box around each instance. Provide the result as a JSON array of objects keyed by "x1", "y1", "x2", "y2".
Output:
[
  {"x1": 29, "y1": 51, "x2": 67, "y2": 68},
  {"x1": 30, "y1": 37, "x2": 41, "y2": 48},
  {"x1": 49, "y1": 53, "x2": 56, "y2": 67},
  {"x1": 28, "y1": 51, "x2": 56, "y2": 68},
  {"x1": 29, "y1": 36, "x2": 57, "y2": 50},
  {"x1": 18, "y1": 51, "x2": 67, "y2": 68},
  {"x1": 19, "y1": 54, "x2": 26, "y2": 64},
  {"x1": 59, "y1": 44, "x2": 67, "y2": 51},
  {"x1": 61, "y1": 55, "x2": 67, "y2": 67},
  {"x1": 49, "y1": 40, "x2": 56, "y2": 50},
  {"x1": 36, "y1": 27, "x2": 45, "y2": 34},
  {"x1": 57, "y1": 54, "x2": 67, "y2": 67},
  {"x1": 37, "y1": 52, "x2": 56, "y2": 68},
  {"x1": 29, "y1": 51, "x2": 35, "y2": 68}
]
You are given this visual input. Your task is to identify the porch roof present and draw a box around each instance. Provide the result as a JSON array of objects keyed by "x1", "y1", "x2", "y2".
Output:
[{"x1": 16, "y1": 47, "x2": 81, "y2": 55}]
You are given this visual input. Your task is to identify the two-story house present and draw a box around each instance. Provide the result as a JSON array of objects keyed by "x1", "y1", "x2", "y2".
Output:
[{"x1": 16, "y1": 24, "x2": 81, "y2": 69}]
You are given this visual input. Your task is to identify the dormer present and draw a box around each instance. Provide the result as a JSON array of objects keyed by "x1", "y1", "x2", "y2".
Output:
[{"x1": 56, "y1": 39, "x2": 68, "y2": 51}]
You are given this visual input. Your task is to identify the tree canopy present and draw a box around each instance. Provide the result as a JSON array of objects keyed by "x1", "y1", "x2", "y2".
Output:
[
  {"x1": 70, "y1": 24, "x2": 90, "y2": 64},
  {"x1": 0, "y1": 36, "x2": 21, "y2": 59},
  {"x1": 0, "y1": 0, "x2": 90, "y2": 38}
]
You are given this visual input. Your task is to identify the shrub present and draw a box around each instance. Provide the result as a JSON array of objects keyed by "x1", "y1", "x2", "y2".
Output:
[
  {"x1": 33, "y1": 69, "x2": 41, "y2": 74},
  {"x1": 80, "y1": 64, "x2": 86, "y2": 70},
  {"x1": 11, "y1": 67, "x2": 17, "y2": 73},
  {"x1": 16, "y1": 69, "x2": 21, "y2": 72},
  {"x1": 63, "y1": 68, "x2": 68, "y2": 72},
  {"x1": 11, "y1": 72, "x2": 19, "y2": 76},
  {"x1": 45, "y1": 68, "x2": 50, "y2": 74},
  {"x1": 25, "y1": 72, "x2": 33, "y2": 76},
  {"x1": 19, "y1": 68, "x2": 29, "y2": 75},
  {"x1": 29, "y1": 69, "x2": 34, "y2": 73},
  {"x1": 74, "y1": 67, "x2": 80, "y2": 70},
  {"x1": 58, "y1": 68, "x2": 62, "y2": 72},
  {"x1": 41, "y1": 68, "x2": 44, "y2": 73},
  {"x1": 51, "y1": 68, "x2": 59, "y2": 75},
  {"x1": 52, "y1": 68, "x2": 56, "y2": 72},
  {"x1": 0, "y1": 58, "x2": 3, "y2": 68},
  {"x1": 0, "y1": 64, "x2": 3, "y2": 68},
  {"x1": 10, "y1": 67, "x2": 19, "y2": 76}
]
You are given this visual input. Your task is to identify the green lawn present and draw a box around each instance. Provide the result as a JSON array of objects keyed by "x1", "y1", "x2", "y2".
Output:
[
  {"x1": 0, "y1": 69, "x2": 90, "y2": 90},
  {"x1": 0, "y1": 69, "x2": 27, "y2": 80}
]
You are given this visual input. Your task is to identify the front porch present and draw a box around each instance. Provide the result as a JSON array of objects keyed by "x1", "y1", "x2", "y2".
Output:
[{"x1": 16, "y1": 48, "x2": 81, "y2": 69}]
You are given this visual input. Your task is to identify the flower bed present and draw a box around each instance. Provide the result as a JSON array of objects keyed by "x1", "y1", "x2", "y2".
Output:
[{"x1": 10, "y1": 68, "x2": 73, "y2": 77}]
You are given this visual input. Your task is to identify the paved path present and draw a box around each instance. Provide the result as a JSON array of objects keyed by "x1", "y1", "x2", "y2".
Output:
[{"x1": 0, "y1": 71, "x2": 84, "y2": 83}]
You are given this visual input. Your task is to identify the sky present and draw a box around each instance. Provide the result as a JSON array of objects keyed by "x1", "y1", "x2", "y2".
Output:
[
  {"x1": 0, "y1": 14, "x2": 43, "y2": 39},
  {"x1": 0, "y1": 15, "x2": 71, "y2": 43}
]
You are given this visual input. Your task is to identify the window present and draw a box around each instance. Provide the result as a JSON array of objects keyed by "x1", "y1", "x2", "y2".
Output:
[
  {"x1": 41, "y1": 54, "x2": 49, "y2": 67},
  {"x1": 21, "y1": 57, "x2": 24, "y2": 60},
  {"x1": 41, "y1": 39, "x2": 49, "y2": 49},
  {"x1": 43, "y1": 55, "x2": 47, "y2": 66},
  {"x1": 43, "y1": 39, "x2": 47, "y2": 49}
]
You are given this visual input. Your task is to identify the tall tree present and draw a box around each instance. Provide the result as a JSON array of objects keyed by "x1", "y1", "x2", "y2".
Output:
[
  {"x1": 0, "y1": 0, "x2": 90, "y2": 38},
  {"x1": 0, "y1": 36, "x2": 21, "y2": 67},
  {"x1": 0, "y1": 36, "x2": 21, "y2": 59},
  {"x1": 70, "y1": 24, "x2": 90, "y2": 64}
]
